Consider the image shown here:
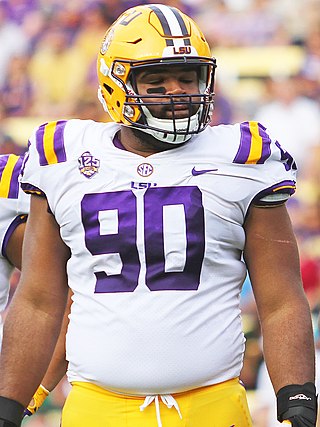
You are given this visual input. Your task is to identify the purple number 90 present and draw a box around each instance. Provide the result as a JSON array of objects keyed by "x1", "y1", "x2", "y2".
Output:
[{"x1": 81, "y1": 186, "x2": 205, "y2": 293}]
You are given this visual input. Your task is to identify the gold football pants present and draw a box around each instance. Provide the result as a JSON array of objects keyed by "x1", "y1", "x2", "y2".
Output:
[{"x1": 61, "y1": 377, "x2": 253, "y2": 427}]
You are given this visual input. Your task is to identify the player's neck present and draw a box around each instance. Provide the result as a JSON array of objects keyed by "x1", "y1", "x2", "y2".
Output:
[{"x1": 118, "y1": 127, "x2": 182, "y2": 157}]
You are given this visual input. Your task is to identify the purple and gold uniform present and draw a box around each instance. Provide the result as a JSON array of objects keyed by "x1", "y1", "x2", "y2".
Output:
[
  {"x1": 21, "y1": 119, "x2": 296, "y2": 426},
  {"x1": 0, "y1": 154, "x2": 30, "y2": 347}
]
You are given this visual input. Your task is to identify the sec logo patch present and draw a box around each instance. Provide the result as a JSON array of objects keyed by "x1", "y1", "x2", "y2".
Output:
[{"x1": 137, "y1": 163, "x2": 154, "y2": 177}]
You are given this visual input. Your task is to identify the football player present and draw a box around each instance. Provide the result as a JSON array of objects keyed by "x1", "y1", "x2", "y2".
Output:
[
  {"x1": 0, "y1": 154, "x2": 69, "y2": 419},
  {"x1": 0, "y1": 4, "x2": 317, "y2": 427}
]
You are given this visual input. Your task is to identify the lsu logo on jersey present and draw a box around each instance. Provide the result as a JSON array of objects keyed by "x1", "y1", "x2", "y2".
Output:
[{"x1": 78, "y1": 151, "x2": 100, "y2": 178}]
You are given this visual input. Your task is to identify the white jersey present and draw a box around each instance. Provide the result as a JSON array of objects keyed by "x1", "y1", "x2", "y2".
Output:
[
  {"x1": 0, "y1": 154, "x2": 30, "y2": 347},
  {"x1": 21, "y1": 119, "x2": 297, "y2": 395}
]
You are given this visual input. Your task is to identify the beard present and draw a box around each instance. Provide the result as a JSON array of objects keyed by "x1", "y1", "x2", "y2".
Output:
[{"x1": 145, "y1": 100, "x2": 199, "y2": 120}]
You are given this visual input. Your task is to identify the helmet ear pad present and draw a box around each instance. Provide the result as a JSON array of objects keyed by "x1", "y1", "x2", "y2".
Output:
[{"x1": 97, "y1": 4, "x2": 216, "y2": 144}]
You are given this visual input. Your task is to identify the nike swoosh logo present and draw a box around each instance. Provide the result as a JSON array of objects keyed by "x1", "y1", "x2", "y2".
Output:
[{"x1": 192, "y1": 167, "x2": 218, "y2": 176}]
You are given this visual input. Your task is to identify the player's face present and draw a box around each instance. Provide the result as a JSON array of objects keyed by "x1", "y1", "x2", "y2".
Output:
[{"x1": 135, "y1": 65, "x2": 200, "y2": 119}]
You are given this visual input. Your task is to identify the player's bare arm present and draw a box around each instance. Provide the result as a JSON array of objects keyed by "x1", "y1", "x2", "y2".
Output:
[
  {"x1": 0, "y1": 194, "x2": 70, "y2": 407},
  {"x1": 24, "y1": 290, "x2": 72, "y2": 417},
  {"x1": 244, "y1": 203, "x2": 315, "y2": 392},
  {"x1": 39, "y1": 290, "x2": 72, "y2": 392}
]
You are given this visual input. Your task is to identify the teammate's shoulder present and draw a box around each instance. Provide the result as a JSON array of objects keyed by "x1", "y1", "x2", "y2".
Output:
[
  {"x1": 0, "y1": 154, "x2": 23, "y2": 174},
  {"x1": 29, "y1": 119, "x2": 116, "y2": 166},
  {"x1": 0, "y1": 154, "x2": 24, "y2": 199}
]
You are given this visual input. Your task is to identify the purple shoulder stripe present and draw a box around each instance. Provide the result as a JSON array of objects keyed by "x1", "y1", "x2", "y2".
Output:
[
  {"x1": 233, "y1": 121, "x2": 251, "y2": 164},
  {"x1": 36, "y1": 121, "x2": 67, "y2": 166},
  {"x1": 0, "y1": 155, "x2": 10, "y2": 178},
  {"x1": 9, "y1": 156, "x2": 23, "y2": 199},
  {"x1": 257, "y1": 123, "x2": 272, "y2": 164},
  {"x1": 233, "y1": 122, "x2": 272, "y2": 164},
  {"x1": 0, "y1": 154, "x2": 24, "y2": 199}
]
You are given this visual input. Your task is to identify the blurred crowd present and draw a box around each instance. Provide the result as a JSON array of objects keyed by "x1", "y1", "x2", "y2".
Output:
[{"x1": 1, "y1": 0, "x2": 320, "y2": 426}]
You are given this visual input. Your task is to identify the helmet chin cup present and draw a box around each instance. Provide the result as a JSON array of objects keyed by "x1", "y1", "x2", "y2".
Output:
[{"x1": 138, "y1": 106, "x2": 199, "y2": 144}]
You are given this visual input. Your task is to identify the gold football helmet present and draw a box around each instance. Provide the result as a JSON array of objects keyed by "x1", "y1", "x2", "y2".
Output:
[{"x1": 97, "y1": 4, "x2": 216, "y2": 144}]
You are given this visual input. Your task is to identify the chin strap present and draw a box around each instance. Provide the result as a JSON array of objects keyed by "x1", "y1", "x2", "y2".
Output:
[{"x1": 141, "y1": 106, "x2": 199, "y2": 144}]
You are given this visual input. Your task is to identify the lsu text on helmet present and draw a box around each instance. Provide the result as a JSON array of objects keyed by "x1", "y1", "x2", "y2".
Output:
[{"x1": 97, "y1": 3, "x2": 217, "y2": 144}]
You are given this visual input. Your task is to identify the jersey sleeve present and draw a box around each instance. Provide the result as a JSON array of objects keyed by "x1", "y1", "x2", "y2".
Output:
[
  {"x1": 232, "y1": 121, "x2": 297, "y2": 207},
  {"x1": 0, "y1": 154, "x2": 29, "y2": 260}
]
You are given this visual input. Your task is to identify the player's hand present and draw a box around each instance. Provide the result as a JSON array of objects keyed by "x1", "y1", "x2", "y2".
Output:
[
  {"x1": 277, "y1": 382, "x2": 317, "y2": 427},
  {"x1": 23, "y1": 385, "x2": 49, "y2": 417}
]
